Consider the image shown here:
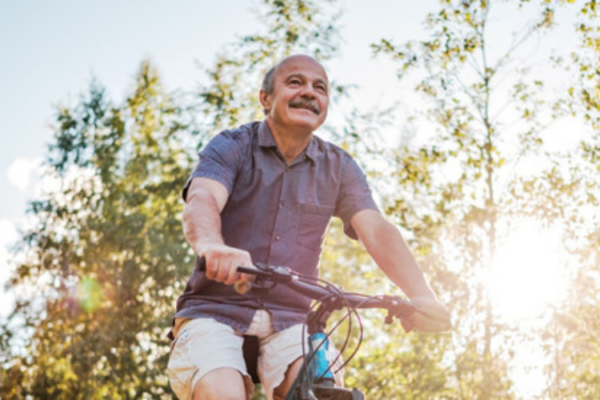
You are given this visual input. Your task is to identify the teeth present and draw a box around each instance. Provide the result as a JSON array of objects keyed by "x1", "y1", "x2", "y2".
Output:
[{"x1": 292, "y1": 105, "x2": 317, "y2": 113}]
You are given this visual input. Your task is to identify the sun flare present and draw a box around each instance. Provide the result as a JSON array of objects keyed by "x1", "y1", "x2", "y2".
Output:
[{"x1": 490, "y1": 220, "x2": 567, "y2": 321}]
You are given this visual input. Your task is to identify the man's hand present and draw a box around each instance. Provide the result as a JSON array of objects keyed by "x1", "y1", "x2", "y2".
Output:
[
  {"x1": 200, "y1": 243, "x2": 255, "y2": 294},
  {"x1": 401, "y1": 296, "x2": 451, "y2": 333}
]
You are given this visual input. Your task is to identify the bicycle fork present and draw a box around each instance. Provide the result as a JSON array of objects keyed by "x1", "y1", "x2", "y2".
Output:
[{"x1": 286, "y1": 332, "x2": 363, "y2": 400}]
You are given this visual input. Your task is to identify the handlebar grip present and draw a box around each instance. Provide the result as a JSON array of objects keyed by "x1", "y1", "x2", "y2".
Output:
[
  {"x1": 198, "y1": 256, "x2": 255, "y2": 275},
  {"x1": 198, "y1": 256, "x2": 253, "y2": 294},
  {"x1": 198, "y1": 256, "x2": 207, "y2": 271}
]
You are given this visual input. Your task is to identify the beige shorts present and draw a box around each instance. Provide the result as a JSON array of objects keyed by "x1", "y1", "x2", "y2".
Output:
[{"x1": 167, "y1": 310, "x2": 318, "y2": 400}]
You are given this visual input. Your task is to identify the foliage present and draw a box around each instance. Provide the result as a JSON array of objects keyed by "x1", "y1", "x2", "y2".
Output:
[
  {"x1": 0, "y1": 62, "x2": 196, "y2": 398},
  {"x1": 540, "y1": 1, "x2": 600, "y2": 397},
  {"x1": 1, "y1": 0, "x2": 344, "y2": 398},
  {"x1": 198, "y1": 0, "x2": 341, "y2": 134},
  {"x1": 2, "y1": 0, "x2": 600, "y2": 398},
  {"x1": 370, "y1": 0, "x2": 584, "y2": 398}
]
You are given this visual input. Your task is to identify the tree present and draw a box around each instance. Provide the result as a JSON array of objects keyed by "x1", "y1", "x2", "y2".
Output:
[
  {"x1": 371, "y1": 0, "x2": 577, "y2": 397},
  {"x1": 7, "y1": 0, "x2": 598, "y2": 397},
  {"x1": 541, "y1": 1, "x2": 600, "y2": 397},
  {"x1": 1, "y1": 0, "x2": 345, "y2": 398},
  {"x1": 1, "y1": 62, "x2": 196, "y2": 398},
  {"x1": 197, "y1": 0, "x2": 341, "y2": 134}
]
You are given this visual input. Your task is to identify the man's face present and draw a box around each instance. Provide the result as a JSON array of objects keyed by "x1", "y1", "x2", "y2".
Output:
[{"x1": 261, "y1": 55, "x2": 329, "y2": 133}]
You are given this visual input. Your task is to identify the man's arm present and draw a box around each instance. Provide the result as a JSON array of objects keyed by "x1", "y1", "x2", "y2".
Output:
[
  {"x1": 183, "y1": 177, "x2": 253, "y2": 287},
  {"x1": 351, "y1": 209, "x2": 451, "y2": 332}
]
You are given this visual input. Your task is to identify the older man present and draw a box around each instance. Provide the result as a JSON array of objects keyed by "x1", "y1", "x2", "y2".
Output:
[{"x1": 167, "y1": 54, "x2": 450, "y2": 400}]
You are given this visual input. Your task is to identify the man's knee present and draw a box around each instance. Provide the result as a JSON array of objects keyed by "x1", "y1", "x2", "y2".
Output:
[{"x1": 193, "y1": 367, "x2": 248, "y2": 400}]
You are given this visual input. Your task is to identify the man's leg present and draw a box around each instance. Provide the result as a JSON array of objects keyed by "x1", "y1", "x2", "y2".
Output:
[
  {"x1": 257, "y1": 321, "x2": 309, "y2": 400},
  {"x1": 258, "y1": 322, "x2": 345, "y2": 400},
  {"x1": 193, "y1": 367, "x2": 248, "y2": 400},
  {"x1": 167, "y1": 318, "x2": 253, "y2": 400},
  {"x1": 272, "y1": 357, "x2": 304, "y2": 400}
]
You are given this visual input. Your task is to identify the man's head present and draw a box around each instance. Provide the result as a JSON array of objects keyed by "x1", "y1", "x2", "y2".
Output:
[{"x1": 260, "y1": 54, "x2": 329, "y2": 133}]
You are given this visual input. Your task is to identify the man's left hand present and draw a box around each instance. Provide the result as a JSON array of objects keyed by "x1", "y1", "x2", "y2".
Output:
[{"x1": 401, "y1": 296, "x2": 451, "y2": 333}]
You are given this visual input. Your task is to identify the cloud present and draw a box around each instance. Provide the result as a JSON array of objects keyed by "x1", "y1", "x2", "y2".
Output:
[{"x1": 7, "y1": 157, "x2": 42, "y2": 191}]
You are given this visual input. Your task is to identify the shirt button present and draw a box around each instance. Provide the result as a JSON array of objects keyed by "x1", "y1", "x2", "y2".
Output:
[
  {"x1": 285, "y1": 167, "x2": 291, "y2": 172},
  {"x1": 280, "y1": 199, "x2": 286, "y2": 207},
  {"x1": 275, "y1": 234, "x2": 281, "y2": 241}
]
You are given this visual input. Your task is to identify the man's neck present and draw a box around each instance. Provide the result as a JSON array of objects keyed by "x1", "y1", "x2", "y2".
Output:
[{"x1": 266, "y1": 118, "x2": 312, "y2": 164}]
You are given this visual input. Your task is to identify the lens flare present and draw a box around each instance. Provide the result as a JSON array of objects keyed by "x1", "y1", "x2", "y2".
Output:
[{"x1": 76, "y1": 276, "x2": 103, "y2": 312}]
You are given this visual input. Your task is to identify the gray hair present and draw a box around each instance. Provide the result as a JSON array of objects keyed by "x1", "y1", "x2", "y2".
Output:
[
  {"x1": 261, "y1": 65, "x2": 277, "y2": 95},
  {"x1": 260, "y1": 64, "x2": 278, "y2": 115}
]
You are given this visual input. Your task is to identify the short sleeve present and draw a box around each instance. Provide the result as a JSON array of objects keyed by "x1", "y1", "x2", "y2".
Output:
[
  {"x1": 334, "y1": 154, "x2": 379, "y2": 240},
  {"x1": 182, "y1": 131, "x2": 246, "y2": 201}
]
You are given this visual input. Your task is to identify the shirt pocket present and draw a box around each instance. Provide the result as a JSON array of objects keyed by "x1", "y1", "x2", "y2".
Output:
[{"x1": 296, "y1": 203, "x2": 334, "y2": 250}]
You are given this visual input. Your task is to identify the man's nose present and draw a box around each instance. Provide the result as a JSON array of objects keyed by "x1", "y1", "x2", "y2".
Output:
[{"x1": 298, "y1": 84, "x2": 317, "y2": 98}]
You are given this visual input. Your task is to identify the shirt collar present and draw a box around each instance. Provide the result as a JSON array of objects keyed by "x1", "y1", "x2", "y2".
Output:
[
  {"x1": 304, "y1": 135, "x2": 318, "y2": 163},
  {"x1": 258, "y1": 120, "x2": 318, "y2": 163},
  {"x1": 258, "y1": 120, "x2": 278, "y2": 148}
]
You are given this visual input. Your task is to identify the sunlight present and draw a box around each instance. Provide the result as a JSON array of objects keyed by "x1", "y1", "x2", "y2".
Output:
[{"x1": 490, "y1": 220, "x2": 567, "y2": 321}]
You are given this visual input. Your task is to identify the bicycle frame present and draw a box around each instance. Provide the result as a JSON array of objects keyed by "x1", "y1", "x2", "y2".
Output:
[
  {"x1": 286, "y1": 309, "x2": 364, "y2": 400},
  {"x1": 236, "y1": 264, "x2": 414, "y2": 400}
]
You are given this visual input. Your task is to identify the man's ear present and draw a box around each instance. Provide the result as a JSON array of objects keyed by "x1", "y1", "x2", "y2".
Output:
[{"x1": 259, "y1": 90, "x2": 271, "y2": 114}]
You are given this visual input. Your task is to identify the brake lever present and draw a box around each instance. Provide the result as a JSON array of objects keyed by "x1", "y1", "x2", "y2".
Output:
[{"x1": 384, "y1": 295, "x2": 416, "y2": 323}]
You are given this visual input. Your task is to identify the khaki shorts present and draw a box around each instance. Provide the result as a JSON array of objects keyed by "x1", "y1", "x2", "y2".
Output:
[{"x1": 168, "y1": 310, "x2": 331, "y2": 400}]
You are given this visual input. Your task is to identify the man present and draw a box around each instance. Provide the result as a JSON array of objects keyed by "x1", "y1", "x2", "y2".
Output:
[{"x1": 167, "y1": 54, "x2": 450, "y2": 400}]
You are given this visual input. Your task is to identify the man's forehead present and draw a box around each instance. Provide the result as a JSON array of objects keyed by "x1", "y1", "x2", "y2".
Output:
[{"x1": 276, "y1": 55, "x2": 328, "y2": 82}]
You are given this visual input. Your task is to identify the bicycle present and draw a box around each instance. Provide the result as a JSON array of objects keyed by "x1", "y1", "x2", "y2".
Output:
[{"x1": 225, "y1": 262, "x2": 416, "y2": 400}]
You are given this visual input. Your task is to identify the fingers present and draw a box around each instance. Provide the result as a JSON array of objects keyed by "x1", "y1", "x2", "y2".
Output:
[
  {"x1": 201, "y1": 244, "x2": 252, "y2": 288},
  {"x1": 411, "y1": 313, "x2": 452, "y2": 332},
  {"x1": 224, "y1": 261, "x2": 241, "y2": 285},
  {"x1": 401, "y1": 317, "x2": 414, "y2": 333},
  {"x1": 234, "y1": 280, "x2": 253, "y2": 295},
  {"x1": 406, "y1": 296, "x2": 452, "y2": 333},
  {"x1": 204, "y1": 255, "x2": 219, "y2": 280}
]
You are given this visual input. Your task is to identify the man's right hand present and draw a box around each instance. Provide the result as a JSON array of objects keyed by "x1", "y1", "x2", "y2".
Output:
[{"x1": 200, "y1": 244, "x2": 255, "y2": 293}]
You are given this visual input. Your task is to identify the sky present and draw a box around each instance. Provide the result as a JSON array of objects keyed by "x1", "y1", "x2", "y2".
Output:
[
  {"x1": 0, "y1": 0, "x2": 580, "y2": 228},
  {"x1": 0, "y1": 1, "x2": 586, "y2": 397},
  {"x1": 0, "y1": 0, "x2": 435, "y2": 294}
]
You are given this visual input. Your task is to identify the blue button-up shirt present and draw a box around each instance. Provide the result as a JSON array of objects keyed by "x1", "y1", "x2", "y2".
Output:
[{"x1": 173, "y1": 120, "x2": 378, "y2": 333}]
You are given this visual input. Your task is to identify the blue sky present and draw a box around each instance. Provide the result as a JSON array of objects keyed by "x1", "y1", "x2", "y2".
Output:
[
  {"x1": 0, "y1": 0, "x2": 582, "y2": 311},
  {"x1": 0, "y1": 0, "x2": 436, "y2": 306},
  {"x1": 0, "y1": 0, "x2": 432, "y2": 222}
]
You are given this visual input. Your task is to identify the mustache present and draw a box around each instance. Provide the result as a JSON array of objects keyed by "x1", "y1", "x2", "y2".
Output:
[{"x1": 289, "y1": 98, "x2": 321, "y2": 115}]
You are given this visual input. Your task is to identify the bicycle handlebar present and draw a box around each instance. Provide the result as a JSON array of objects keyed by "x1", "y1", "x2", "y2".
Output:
[{"x1": 198, "y1": 257, "x2": 415, "y2": 321}]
